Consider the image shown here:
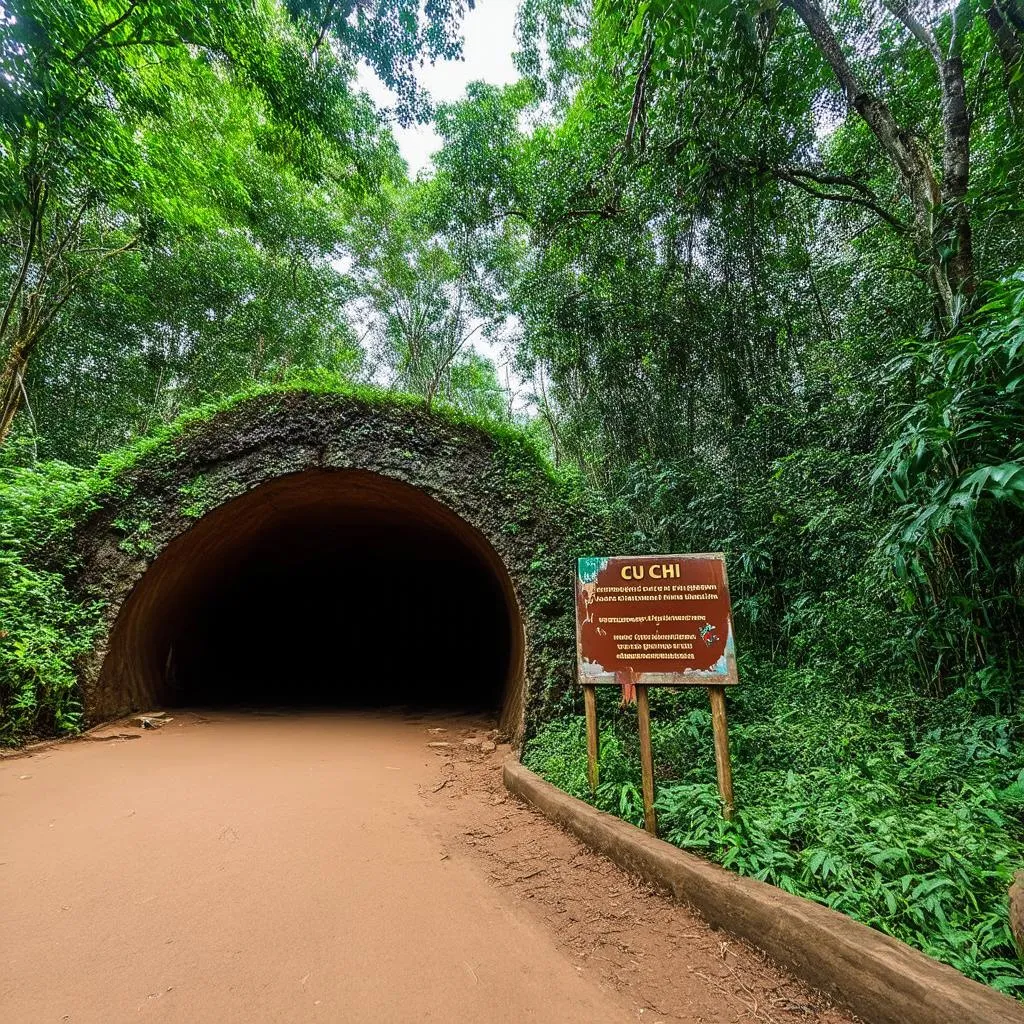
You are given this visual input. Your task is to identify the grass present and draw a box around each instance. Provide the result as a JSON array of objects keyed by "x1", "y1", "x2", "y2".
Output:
[{"x1": 522, "y1": 669, "x2": 1024, "y2": 996}]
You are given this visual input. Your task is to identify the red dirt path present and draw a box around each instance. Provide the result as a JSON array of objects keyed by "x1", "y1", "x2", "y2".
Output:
[{"x1": 1, "y1": 712, "x2": 857, "y2": 1023}]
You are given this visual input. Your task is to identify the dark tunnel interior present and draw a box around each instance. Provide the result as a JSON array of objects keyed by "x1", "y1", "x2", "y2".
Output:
[
  {"x1": 98, "y1": 471, "x2": 525, "y2": 722},
  {"x1": 175, "y1": 519, "x2": 512, "y2": 710}
]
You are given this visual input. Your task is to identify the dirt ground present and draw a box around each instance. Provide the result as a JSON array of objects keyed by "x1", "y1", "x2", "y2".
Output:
[{"x1": 1, "y1": 712, "x2": 859, "y2": 1023}]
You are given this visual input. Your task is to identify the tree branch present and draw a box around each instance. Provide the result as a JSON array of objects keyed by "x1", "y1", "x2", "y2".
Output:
[
  {"x1": 783, "y1": 0, "x2": 967, "y2": 315},
  {"x1": 0, "y1": 179, "x2": 46, "y2": 347},
  {"x1": 69, "y1": 2, "x2": 142, "y2": 64},
  {"x1": 625, "y1": 32, "x2": 653, "y2": 152},
  {"x1": 310, "y1": 0, "x2": 341, "y2": 62},
  {"x1": 882, "y1": 1, "x2": 942, "y2": 64},
  {"x1": 772, "y1": 165, "x2": 908, "y2": 231}
]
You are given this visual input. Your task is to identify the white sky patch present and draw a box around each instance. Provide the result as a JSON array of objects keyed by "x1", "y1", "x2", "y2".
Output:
[
  {"x1": 354, "y1": 0, "x2": 528, "y2": 412},
  {"x1": 356, "y1": 0, "x2": 520, "y2": 176}
]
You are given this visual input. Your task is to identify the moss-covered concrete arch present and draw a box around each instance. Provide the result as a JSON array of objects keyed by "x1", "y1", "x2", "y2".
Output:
[{"x1": 72, "y1": 389, "x2": 605, "y2": 743}]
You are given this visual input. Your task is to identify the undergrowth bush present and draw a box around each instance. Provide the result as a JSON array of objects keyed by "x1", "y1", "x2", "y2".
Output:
[
  {"x1": 0, "y1": 452, "x2": 100, "y2": 742},
  {"x1": 524, "y1": 670, "x2": 1024, "y2": 995}
]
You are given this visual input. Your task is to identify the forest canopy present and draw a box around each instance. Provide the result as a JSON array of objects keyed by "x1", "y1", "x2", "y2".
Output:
[{"x1": 3, "y1": 0, "x2": 1024, "y2": 998}]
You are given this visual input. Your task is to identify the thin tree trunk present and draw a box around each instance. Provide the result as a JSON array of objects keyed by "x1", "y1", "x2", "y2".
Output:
[
  {"x1": 0, "y1": 342, "x2": 32, "y2": 444},
  {"x1": 884, "y1": 0, "x2": 974, "y2": 302},
  {"x1": 938, "y1": 41, "x2": 974, "y2": 302}
]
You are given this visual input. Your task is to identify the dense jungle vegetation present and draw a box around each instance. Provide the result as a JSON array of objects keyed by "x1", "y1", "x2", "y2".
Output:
[{"x1": 3, "y1": 0, "x2": 1024, "y2": 996}]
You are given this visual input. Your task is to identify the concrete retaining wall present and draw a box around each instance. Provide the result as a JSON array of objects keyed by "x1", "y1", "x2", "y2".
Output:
[{"x1": 504, "y1": 759, "x2": 1024, "y2": 1024}]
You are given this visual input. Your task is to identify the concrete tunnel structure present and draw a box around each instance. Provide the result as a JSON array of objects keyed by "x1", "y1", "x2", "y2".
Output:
[{"x1": 71, "y1": 391, "x2": 605, "y2": 742}]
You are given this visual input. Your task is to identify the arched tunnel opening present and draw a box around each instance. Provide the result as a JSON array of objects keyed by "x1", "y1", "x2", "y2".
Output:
[{"x1": 97, "y1": 470, "x2": 525, "y2": 729}]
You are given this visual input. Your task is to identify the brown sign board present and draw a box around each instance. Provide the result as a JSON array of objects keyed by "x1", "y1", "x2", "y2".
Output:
[{"x1": 575, "y1": 554, "x2": 738, "y2": 686}]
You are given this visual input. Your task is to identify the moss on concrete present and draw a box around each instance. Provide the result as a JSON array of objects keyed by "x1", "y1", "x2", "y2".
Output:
[{"x1": 0, "y1": 382, "x2": 612, "y2": 743}]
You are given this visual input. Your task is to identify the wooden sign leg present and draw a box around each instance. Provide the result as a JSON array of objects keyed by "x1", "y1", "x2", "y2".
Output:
[
  {"x1": 636, "y1": 684, "x2": 658, "y2": 837},
  {"x1": 583, "y1": 684, "x2": 599, "y2": 795},
  {"x1": 708, "y1": 686, "x2": 735, "y2": 821}
]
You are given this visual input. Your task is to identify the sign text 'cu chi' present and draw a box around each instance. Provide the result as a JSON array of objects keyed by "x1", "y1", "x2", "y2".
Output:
[
  {"x1": 619, "y1": 562, "x2": 680, "y2": 580},
  {"x1": 575, "y1": 553, "x2": 739, "y2": 687}
]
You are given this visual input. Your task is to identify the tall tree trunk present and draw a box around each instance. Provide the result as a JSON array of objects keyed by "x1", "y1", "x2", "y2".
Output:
[
  {"x1": 986, "y1": 1, "x2": 1024, "y2": 121},
  {"x1": 935, "y1": 9, "x2": 974, "y2": 303},
  {"x1": 786, "y1": 0, "x2": 975, "y2": 323},
  {"x1": 0, "y1": 341, "x2": 33, "y2": 444}
]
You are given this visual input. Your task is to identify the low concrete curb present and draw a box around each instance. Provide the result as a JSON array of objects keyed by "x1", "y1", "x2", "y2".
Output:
[{"x1": 504, "y1": 759, "x2": 1024, "y2": 1024}]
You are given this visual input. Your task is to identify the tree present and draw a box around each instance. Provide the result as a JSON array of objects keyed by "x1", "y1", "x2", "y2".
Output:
[
  {"x1": 785, "y1": 0, "x2": 974, "y2": 320},
  {"x1": 287, "y1": 0, "x2": 472, "y2": 124},
  {"x1": 0, "y1": 0, "x2": 468, "y2": 446},
  {"x1": 347, "y1": 179, "x2": 511, "y2": 412},
  {"x1": 589, "y1": 0, "x2": 1024, "y2": 328}
]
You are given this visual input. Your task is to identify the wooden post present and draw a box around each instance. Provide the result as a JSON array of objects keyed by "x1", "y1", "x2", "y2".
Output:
[
  {"x1": 708, "y1": 686, "x2": 735, "y2": 820},
  {"x1": 636, "y1": 684, "x2": 658, "y2": 836},
  {"x1": 583, "y1": 684, "x2": 599, "y2": 794}
]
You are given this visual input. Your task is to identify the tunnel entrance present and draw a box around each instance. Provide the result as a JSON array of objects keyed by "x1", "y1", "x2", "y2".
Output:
[{"x1": 98, "y1": 470, "x2": 525, "y2": 724}]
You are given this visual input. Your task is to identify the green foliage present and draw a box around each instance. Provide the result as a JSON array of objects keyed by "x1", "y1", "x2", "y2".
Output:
[
  {"x1": 0, "y1": 456, "x2": 99, "y2": 742},
  {"x1": 0, "y1": 0, "x2": 485, "y2": 462},
  {"x1": 342, "y1": 174, "x2": 518, "y2": 417},
  {"x1": 285, "y1": 0, "x2": 468, "y2": 126},
  {"x1": 875, "y1": 274, "x2": 1024, "y2": 690},
  {"x1": 525, "y1": 670, "x2": 1024, "y2": 994},
  {"x1": 2, "y1": 0, "x2": 390, "y2": 461}
]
